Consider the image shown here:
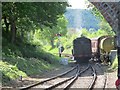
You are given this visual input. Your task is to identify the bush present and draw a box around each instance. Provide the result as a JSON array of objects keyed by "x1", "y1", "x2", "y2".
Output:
[
  {"x1": 2, "y1": 38, "x2": 61, "y2": 86},
  {"x1": 111, "y1": 55, "x2": 118, "y2": 70}
]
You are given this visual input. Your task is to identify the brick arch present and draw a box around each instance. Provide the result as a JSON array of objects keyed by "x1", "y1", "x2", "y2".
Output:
[{"x1": 89, "y1": 2, "x2": 120, "y2": 33}]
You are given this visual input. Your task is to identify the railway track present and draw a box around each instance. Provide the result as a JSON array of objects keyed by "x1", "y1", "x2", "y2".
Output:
[
  {"x1": 88, "y1": 65, "x2": 97, "y2": 90},
  {"x1": 68, "y1": 64, "x2": 97, "y2": 89},
  {"x1": 93, "y1": 63, "x2": 107, "y2": 89},
  {"x1": 19, "y1": 64, "x2": 90, "y2": 90},
  {"x1": 88, "y1": 63, "x2": 107, "y2": 89},
  {"x1": 19, "y1": 64, "x2": 79, "y2": 90},
  {"x1": 70, "y1": 62, "x2": 107, "y2": 89},
  {"x1": 19, "y1": 62, "x2": 107, "y2": 89}
]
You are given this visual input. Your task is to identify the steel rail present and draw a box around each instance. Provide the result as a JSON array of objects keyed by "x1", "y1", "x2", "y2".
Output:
[
  {"x1": 63, "y1": 65, "x2": 80, "y2": 90},
  {"x1": 88, "y1": 65, "x2": 97, "y2": 90},
  {"x1": 64, "y1": 64, "x2": 90, "y2": 90},
  {"x1": 19, "y1": 65, "x2": 78, "y2": 90},
  {"x1": 45, "y1": 73, "x2": 76, "y2": 90},
  {"x1": 45, "y1": 65, "x2": 80, "y2": 90},
  {"x1": 96, "y1": 63, "x2": 107, "y2": 90},
  {"x1": 45, "y1": 64, "x2": 91, "y2": 90}
]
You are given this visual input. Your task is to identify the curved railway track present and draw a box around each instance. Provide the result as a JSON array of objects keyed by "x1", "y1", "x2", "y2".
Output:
[
  {"x1": 19, "y1": 62, "x2": 107, "y2": 89},
  {"x1": 70, "y1": 62, "x2": 107, "y2": 89},
  {"x1": 19, "y1": 64, "x2": 79, "y2": 90},
  {"x1": 88, "y1": 65, "x2": 97, "y2": 90},
  {"x1": 93, "y1": 63, "x2": 107, "y2": 89},
  {"x1": 19, "y1": 64, "x2": 90, "y2": 90},
  {"x1": 87, "y1": 63, "x2": 107, "y2": 89}
]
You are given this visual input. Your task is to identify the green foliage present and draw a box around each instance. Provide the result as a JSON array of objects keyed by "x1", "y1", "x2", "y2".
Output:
[
  {"x1": 2, "y1": 2, "x2": 68, "y2": 28},
  {"x1": 91, "y1": 7, "x2": 104, "y2": 20},
  {"x1": 2, "y1": 2, "x2": 68, "y2": 43},
  {"x1": 99, "y1": 20, "x2": 115, "y2": 35},
  {"x1": 2, "y1": 2, "x2": 69, "y2": 86},
  {"x1": 43, "y1": 45, "x2": 59, "y2": 54},
  {"x1": 91, "y1": 5, "x2": 115, "y2": 35},
  {"x1": 2, "y1": 37, "x2": 61, "y2": 85},
  {"x1": 81, "y1": 20, "x2": 115, "y2": 38},
  {"x1": 0, "y1": 61, "x2": 27, "y2": 79},
  {"x1": 82, "y1": 5, "x2": 115, "y2": 38},
  {"x1": 81, "y1": 28, "x2": 112, "y2": 38},
  {"x1": 39, "y1": 15, "x2": 68, "y2": 47},
  {"x1": 43, "y1": 29, "x2": 80, "y2": 55},
  {"x1": 111, "y1": 55, "x2": 118, "y2": 70}
]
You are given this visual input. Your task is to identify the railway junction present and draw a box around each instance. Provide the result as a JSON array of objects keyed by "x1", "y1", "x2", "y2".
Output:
[{"x1": 5, "y1": 61, "x2": 117, "y2": 89}]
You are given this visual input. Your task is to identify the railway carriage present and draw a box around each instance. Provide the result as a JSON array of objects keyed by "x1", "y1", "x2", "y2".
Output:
[
  {"x1": 72, "y1": 36, "x2": 92, "y2": 64},
  {"x1": 72, "y1": 35, "x2": 116, "y2": 64},
  {"x1": 91, "y1": 36, "x2": 108, "y2": 61},
  {"x1": 91, "y1": 35, "x2": 116, "y2": 63}
]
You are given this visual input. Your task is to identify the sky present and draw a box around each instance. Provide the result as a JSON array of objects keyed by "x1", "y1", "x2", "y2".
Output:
[{"x1": 68, "y1": 0, "x2": 88, "y2": 9}]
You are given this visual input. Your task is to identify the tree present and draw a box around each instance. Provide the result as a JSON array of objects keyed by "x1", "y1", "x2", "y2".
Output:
[
  {"x1": 2, "y1": 2, "x2": 69, "y2": 43},
  {"x1": 39, "y1": 15, "x2": 68, "y2": 48},
  {"x1": 90, "y1": 4, "x2": 115, "y2": 36},
  {"x1": 99, "y1": 20, "x2": 115, "y2": 35}
]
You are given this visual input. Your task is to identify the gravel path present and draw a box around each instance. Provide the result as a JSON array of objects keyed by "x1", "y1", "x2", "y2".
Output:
[{"x1": 106, "y1": 70, "x2": 117, "y2": 88}]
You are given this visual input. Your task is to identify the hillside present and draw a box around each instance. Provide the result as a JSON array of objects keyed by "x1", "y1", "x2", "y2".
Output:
[
  {"x1": 2, "y1": 37, "x2": 61, "y2": 86},
  {"x1": 65, "y1": 8, "x2": 100, "y2": 30}
]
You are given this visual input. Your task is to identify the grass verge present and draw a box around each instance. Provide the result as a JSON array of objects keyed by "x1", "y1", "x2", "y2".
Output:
[{"x1": 2, "y1": 38, "x2": 61, "y2": 86}]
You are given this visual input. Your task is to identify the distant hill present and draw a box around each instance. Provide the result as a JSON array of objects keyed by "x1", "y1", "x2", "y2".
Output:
[{"x1": 64, "y1": 8, "x2": 100, "y2": 30}]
